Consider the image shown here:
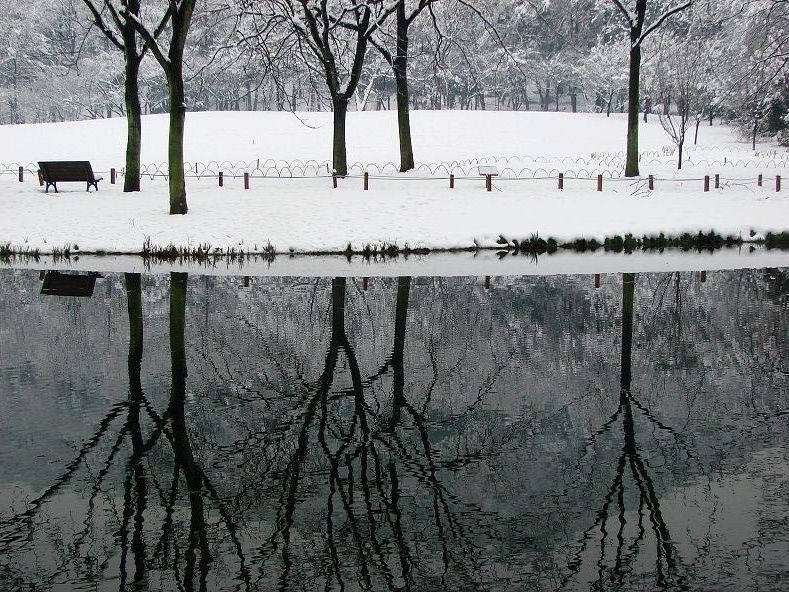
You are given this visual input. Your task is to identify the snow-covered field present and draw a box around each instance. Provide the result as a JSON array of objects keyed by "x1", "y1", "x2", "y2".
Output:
[{"x1": 1, "y1": 110, "x2": 788, "y2": 255}]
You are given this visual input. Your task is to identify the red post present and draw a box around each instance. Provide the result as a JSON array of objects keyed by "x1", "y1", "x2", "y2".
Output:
[
  {"x1": 597, "y1": 174, "x2": 603, "y2": 192},
  {"x1": 18, "y1": 166, "x2": 23, "y2": 182},
  {"x1": 218, "y1": 172, "x2": 224, "y2": 187},
  {"x1": 244, "y1": 172, "x2": 250, "y2": 190},
  {"x1": 777, "y1": 175, "x2": 782, "y2": 192},
  {"x1": 594, "y1": 274, "x2": 601, "y2": 289},
  {"x1": 648, "y1": 175, "x2": 654, "y2": 190},
  {"x1": 714, "y1": 173, "x2": 720, "y2": 189},
  {"x1": 704, "y1": 176, "x2": 710, "y2": 192},
  {"x1": 486, "y1": 174, "x2": 492, "y2": 192},
  {"x1": 110, "y1": 168, "x2": 116, "y2": 184},
  {"x1": 364, "y1": 172, "x2": 369, "y2": 190},
  {"x1": 450, "y1": 174, "x2": 455, "y2": 189},
  {"x1": 484, "y1": 275, "x2": 491, "y2": 290},
  {"x1": 363, "y1": 277, "x2": 369, "y2": 291},
  {"x1": 332, "y1": 175, "x2": 337, "y2": 189},
  {"x1": 37, "y1": 170, "x2": 44, "y2": 186},
  {"x1": 558, "y1": 173, "x2": 564, "y2": 190},
  {"x1": 758, "y1": 174, "x2": 763, "y2": 187}
]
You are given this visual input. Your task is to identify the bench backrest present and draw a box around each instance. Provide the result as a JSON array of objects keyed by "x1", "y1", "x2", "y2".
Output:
[{"x1": 38, "y1": 161, "x2": 97, "y2": 182}]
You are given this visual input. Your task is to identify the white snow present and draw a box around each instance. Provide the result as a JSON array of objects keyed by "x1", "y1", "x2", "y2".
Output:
[{"x1": 0, "y1": 110, "x2": 787, "y2": 255}]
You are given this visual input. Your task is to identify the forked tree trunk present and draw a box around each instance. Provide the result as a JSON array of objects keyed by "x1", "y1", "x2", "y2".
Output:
[{"x1": 394, "y1": 2, "x2": 414, "y2": 172}]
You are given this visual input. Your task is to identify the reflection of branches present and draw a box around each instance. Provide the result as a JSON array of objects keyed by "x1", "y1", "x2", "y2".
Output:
[
  {"x1": 254, "y1": 276, "x2": 490, "y2": 591},
  {"x1": 562, "y1": 274, "x2": 688, "y2": 591}
]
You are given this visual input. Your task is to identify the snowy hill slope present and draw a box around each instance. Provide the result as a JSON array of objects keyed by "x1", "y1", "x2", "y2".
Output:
[{"x1": 0, "y1": 110, "x2": 764, "y2": 169}]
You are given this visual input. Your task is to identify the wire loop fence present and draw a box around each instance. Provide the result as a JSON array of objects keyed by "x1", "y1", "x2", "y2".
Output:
[{"x1": 2, "y1": 150, "x2": 787, "y2": 188}]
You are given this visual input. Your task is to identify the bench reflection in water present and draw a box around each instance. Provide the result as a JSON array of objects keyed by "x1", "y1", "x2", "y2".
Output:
[{"x1": 40, "y1": 271, "x2": 101, "y2": 297}]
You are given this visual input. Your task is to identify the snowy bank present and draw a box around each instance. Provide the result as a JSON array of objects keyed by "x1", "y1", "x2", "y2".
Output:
[
  {"x1": 1, "y1": 175, "x2": 787, "y2": 254},
  {"x1": 1, "y1": 111, "x2": 787, "y2": 254}
]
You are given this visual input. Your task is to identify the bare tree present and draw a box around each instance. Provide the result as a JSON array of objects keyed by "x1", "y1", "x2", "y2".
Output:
[
  {"x1": 657, "y1": 40, "x2": 704, "y2": 168},
  {"x1": 610, "y1": 0, "x2": 694, "y2": 177},
  {"x1": 80, "y1": 1, "x2": 165, "y2": 192},
  {"x1": 125, "y1": 1, "x2": 198, "y2": 214},
  {"x1": 368, "y1": 1, "x2": 437, "y2": 172},
  {"x1": 251, "y1": 1, "x2": 396, "y2": 177}
]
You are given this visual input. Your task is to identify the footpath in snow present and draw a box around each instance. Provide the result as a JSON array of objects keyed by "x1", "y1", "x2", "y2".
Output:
[{"x1": 0, "y1": 111, "x2": 787, "y2": 254}]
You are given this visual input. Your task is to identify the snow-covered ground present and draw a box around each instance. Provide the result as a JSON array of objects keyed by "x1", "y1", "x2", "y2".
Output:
[{"x1": 1, "y1": 110, "x2": 788, "y2": 254}]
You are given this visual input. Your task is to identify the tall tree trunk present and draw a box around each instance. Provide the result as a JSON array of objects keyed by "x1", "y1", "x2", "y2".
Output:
[
  {"x1": 694, "y1": 118, "x2": 700, "y2": 144},
  {"x1": 124, "y1": 56, "x2": 142, "y2": 192},
  {"x1": 332, "y1": 97, "x2": 349, "y2": 176},
  {"x1": 677, "y1": 140, "x2": 683, "y2": 169},
  {"x1": 394, "y1": 2, "x2": 414, "y2": 172},
  {"x1": 167, "y1": 69, "x2": 188, "y2": 214},
  {"x1": 625, "y1": 45, "x2": 642, "y2": 177}
]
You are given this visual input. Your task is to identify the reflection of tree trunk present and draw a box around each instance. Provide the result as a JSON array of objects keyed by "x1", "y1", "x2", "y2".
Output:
[
  {"x1": 124, "y1": 273, "x2": 147, "y2": 586},
  {"x1": 168, "y1": 272, "x2": 211, "y2": 590},
  {"x1": 620, "y1": 273, "x2": 634, "y2": 393},
  {"x1": 390, "y1": 277, "x2": 410, "y2": 429}
]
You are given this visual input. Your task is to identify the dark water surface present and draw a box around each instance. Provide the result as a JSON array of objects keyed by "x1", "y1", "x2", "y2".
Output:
[{"x1": 0, "y1": 268, "x2": 787, "y2": 591}]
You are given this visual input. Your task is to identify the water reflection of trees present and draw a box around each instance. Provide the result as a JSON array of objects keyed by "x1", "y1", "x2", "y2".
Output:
[{"x1": 0, "y1": 270, "x2": 786, "y2": 591}]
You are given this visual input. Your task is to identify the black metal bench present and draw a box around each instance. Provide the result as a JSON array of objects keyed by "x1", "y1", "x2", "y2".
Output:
[{"x1": 37, "y1": 161, "x2": 103, "y2": 193}]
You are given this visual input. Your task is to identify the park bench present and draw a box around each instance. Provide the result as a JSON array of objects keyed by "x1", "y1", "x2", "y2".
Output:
[{"x1": 37, "y1": 161, "x2": 103, "y2": 193}]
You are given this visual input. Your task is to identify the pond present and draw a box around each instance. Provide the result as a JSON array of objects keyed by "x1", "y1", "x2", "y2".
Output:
[{"x1": 0, "y1": 268, "x2": 787, "y2": 591}]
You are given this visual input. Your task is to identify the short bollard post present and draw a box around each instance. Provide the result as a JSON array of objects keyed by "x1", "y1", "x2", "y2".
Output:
[
  {"x1": 450, "y1": 174, "x2": 455, "y2": 189},
  {"x1": 484, "y1": 275, "x2": 491, "y2": 290},
  {"x1": 332, "y1": 175, "x2": 337, "y2": 189},
  {"x1": 194, "y1": 163, "x2": 198, "y2": 174},
  {"x1": 218, "y1": 172, "x2": 224, "y2": 187},
  {"x1": 364, "y1": 172, "x2": 369, "y2": 191},
  {"x1": 243, "y1": 276, "x2": 250, "y2": 288},
  {"x1": 648, "y1": 175, "x2": 654, "y2": 190},
  {"x1": 18, "y1": 166, "x2": 23, "y2": 182},
  {"x1": 363, "y1": 277, "x2": 369, "y2": 291},
  {"x1": 597, "y1": 174, "x2": 603, "y2": 192},
  {"x1": 777, "y1": 175, "x2": 782, "y2": 192},
  {"x1": 700, "y1": 270, "x2": 707, "y2": 283},
  {"x1": 486, "y1": 174, "x2": 492, "y2": 192},
  {"x1": 244, "y1": 172, "x2": 250, "y2": 190},
  {"x1": 37, "y1": 170, "x2": 44, "y2": 186},
  {"x1": 714, "y1": 174, "x2": 720, "y2": 189},
  {"x1": 758, "y1": 174, "x2": 763, "y2": 187},
  {"x1": 558, "y1": 173, "x2": 564, "y2": 190},
  {"x1": 704, "y1": 176, "x2": 710, "y2": 192},
  {"x1": 110, "y1": 168, "x2": 116, "y2": 184},
  {"x1": 594, "y1": 274, "x2": 601, "y2": 289}
]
